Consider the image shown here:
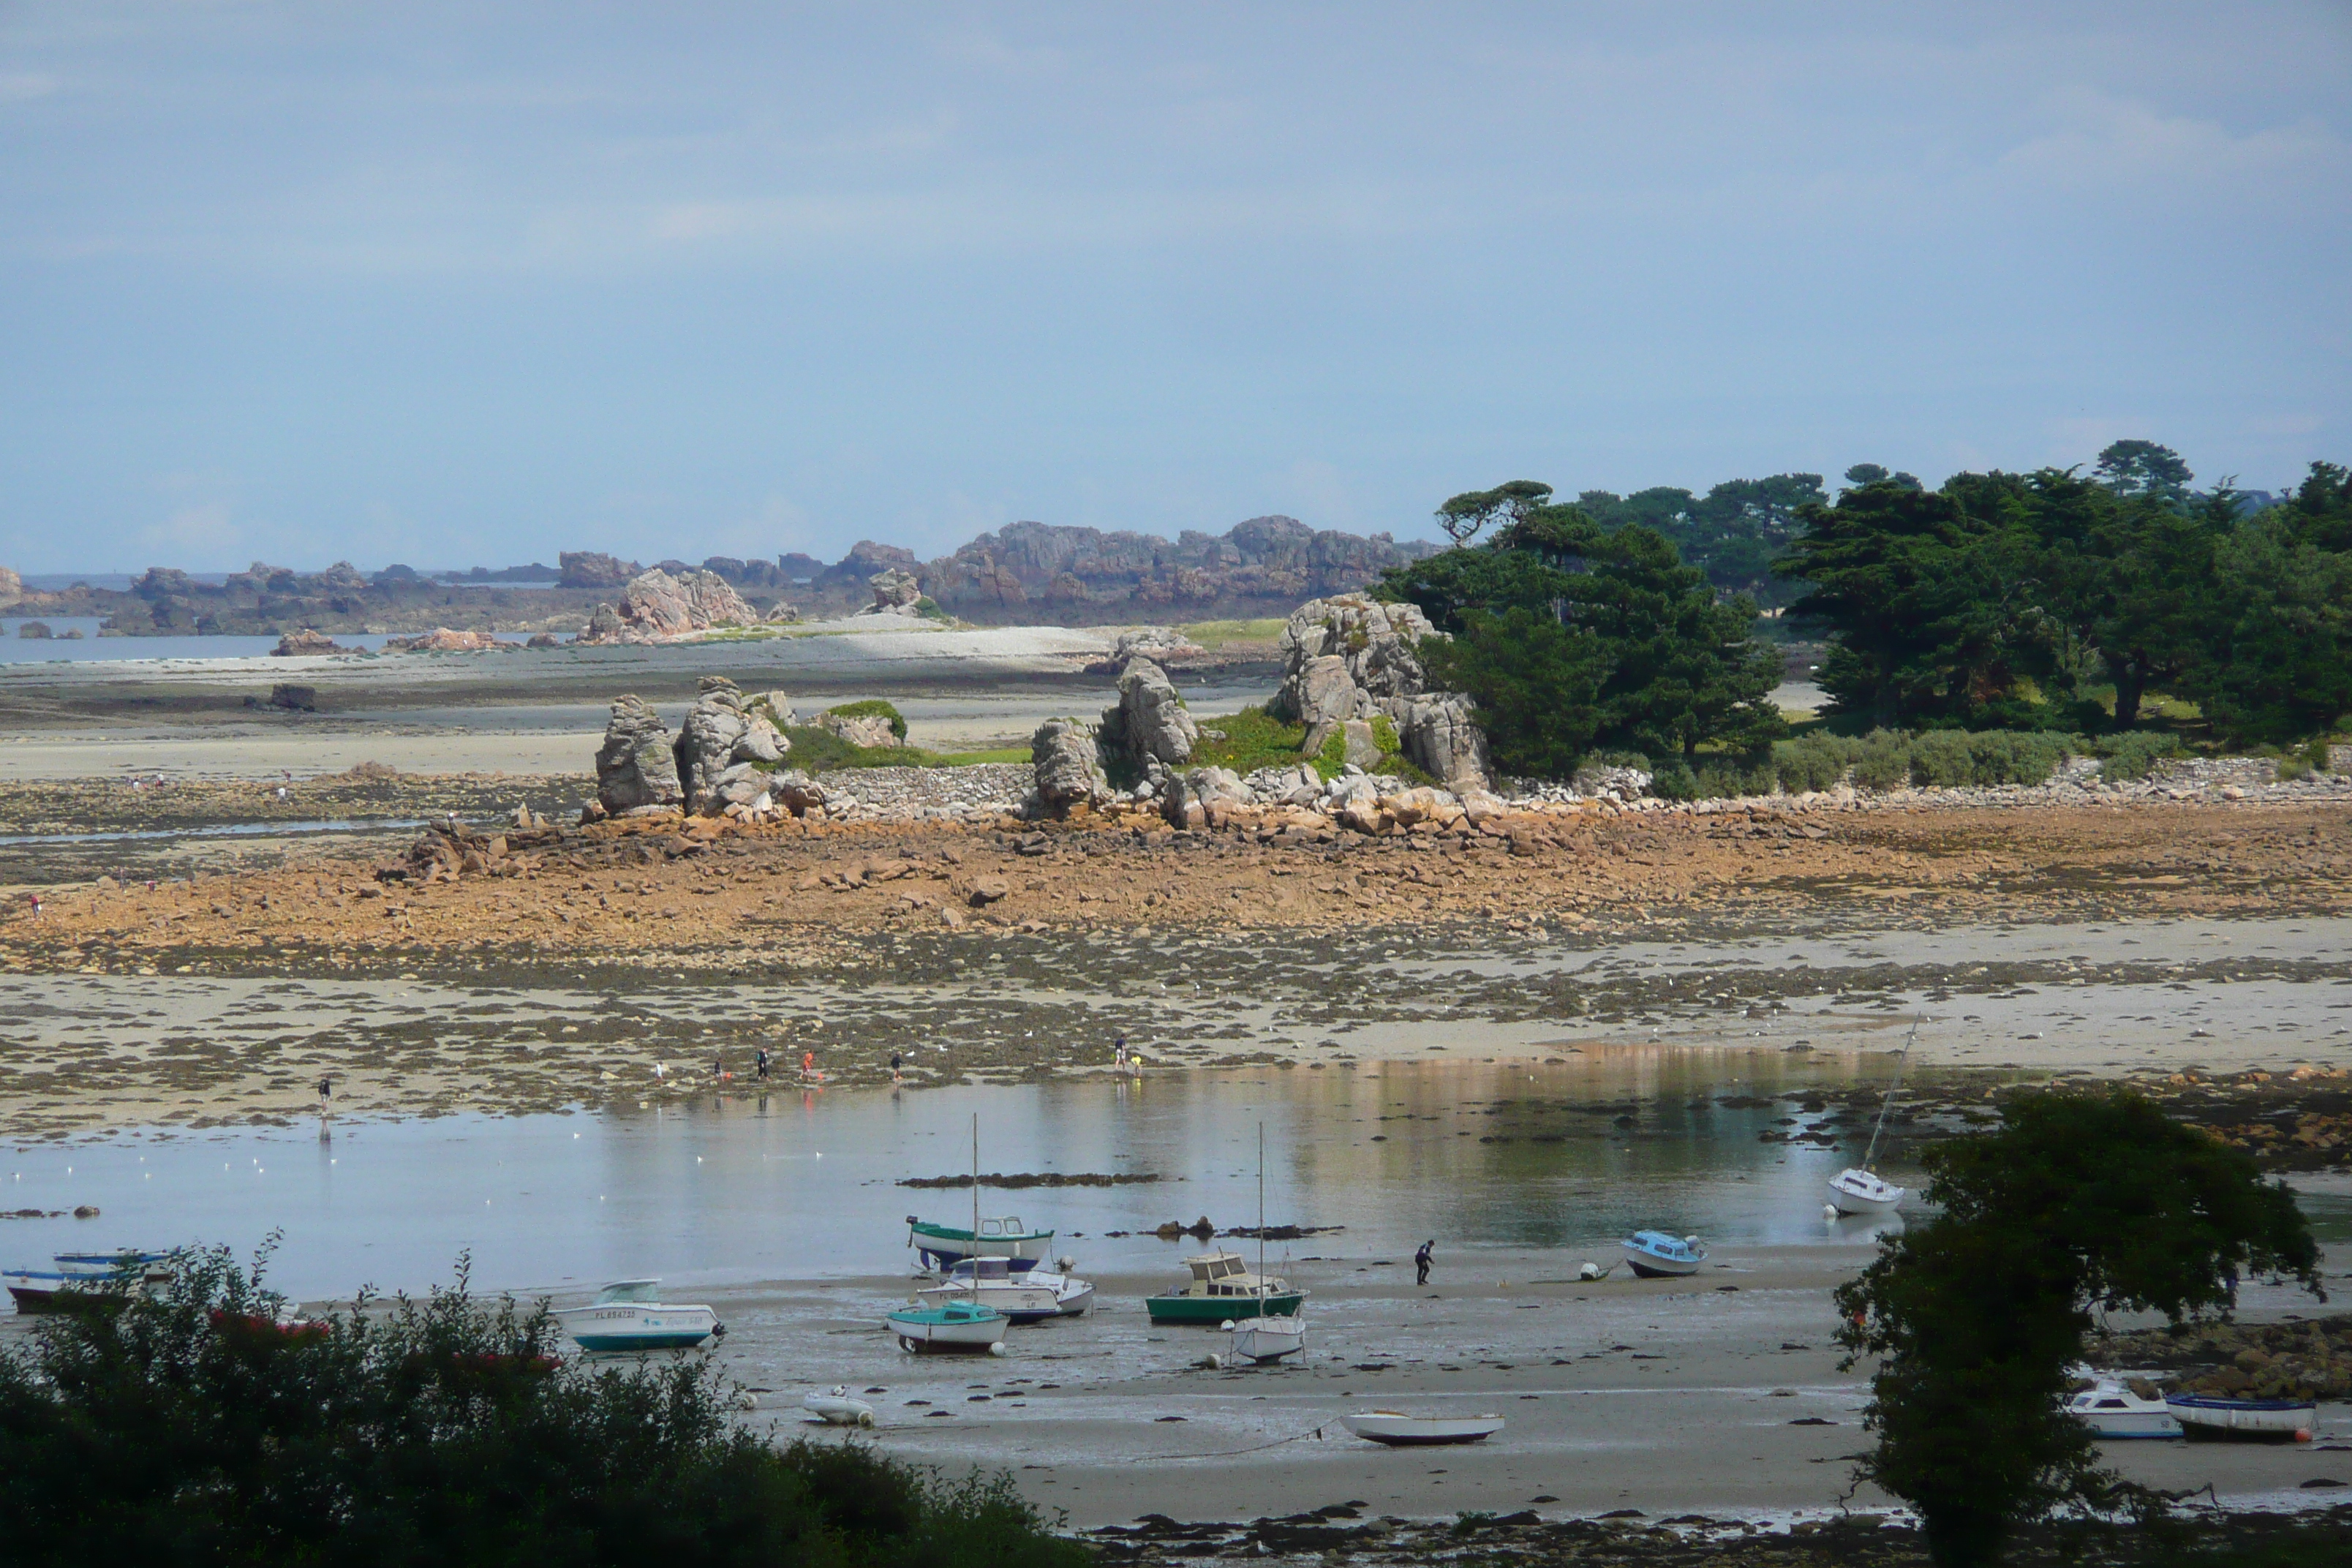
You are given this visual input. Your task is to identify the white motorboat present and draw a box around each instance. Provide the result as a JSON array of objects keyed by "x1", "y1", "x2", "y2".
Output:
[
  {"x1": 1024, "y1": 1262, "x2": 1096, "y2": 1316},
  {"x1": 1341, "y1": 1410, "x2": 1505, "y2": 1446},
  {"x1": 2066, "y1": 1379, "x2": 2181, "y2": 1439},
  {"x1": 802, "y1": 1386, "x2": 877, "y2": 1426},
  {"x1": 2166, "y1": 1393, "x2": 2317, "y2": 1442},
  {"x1": 916, "y1": 1257, "x2": 1066, "y2": 1324},
  {"x1": 1229, "y1": 1313, "x2": 1306, "y2": 1363},
  {"x1": 1622, "y1": 1231, "x2": 1705, "y2": 1278},
  {"x1": 1828, "y1": 1019, "x2": 1915, "y2": 1218},
  {"x1": 553, "y1": 1280, "x2": 722, "y2": 1352}
]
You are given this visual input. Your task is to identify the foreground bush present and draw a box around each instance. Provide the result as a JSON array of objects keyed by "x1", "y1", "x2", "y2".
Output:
[{"x1": 0, "y1": 1247, "x2": 1088, "y2": 1568}]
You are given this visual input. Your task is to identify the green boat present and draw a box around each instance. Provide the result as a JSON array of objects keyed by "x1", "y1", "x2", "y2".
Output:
[{"x1": 1144, "y1": 1249, "x2": 1304, "y2": 1326}]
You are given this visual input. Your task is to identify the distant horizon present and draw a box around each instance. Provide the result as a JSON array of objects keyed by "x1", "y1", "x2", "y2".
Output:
[{"x1": 2, "y1": 4, "x2": 2344, "y2": 574}]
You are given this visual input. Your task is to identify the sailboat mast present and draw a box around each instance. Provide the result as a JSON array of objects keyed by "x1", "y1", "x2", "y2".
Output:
[
  {"x1": 970, "y1": 1112, "x2": 980, "y2": 1297},
  {"x1": 1862, "y1": 1017, "x2": 1918, "y2": 1169},
  {"x1": 1257, "y1": 1122, "x2": 1266, "y2": 1293}
]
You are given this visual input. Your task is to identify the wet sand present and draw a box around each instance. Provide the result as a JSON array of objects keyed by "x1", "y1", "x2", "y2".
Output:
[{"x1": 667, "y1": 1248, "x2": 2352, "y2": 1529}]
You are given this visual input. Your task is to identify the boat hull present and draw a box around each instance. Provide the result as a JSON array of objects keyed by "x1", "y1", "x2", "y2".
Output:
[
  {"x1": 915, "y1": 1281, "x2": 1063, "y2": 1324},
  {"x1": 2166, "y1": 1395, "x2": 2315, "y2": 1443},
  {"x1": 1827, "y1": 1170, "x2": 1906, "y2": 1217},
  {"x1": 554, "y1": 1303, "x2": 720, "y2": 1353},
  {"x1": 887, "y1": 1311, "x2": 1009, "y2": 1354},
  {"x1": 1623, "y1": 1254, "x2": 1700, "y2": 1278},
  {"x1": 1232, "y1": 1316, "x2": 1306, "y2": 1362},
  {"x1": 1145, "y1": 1291, "x2": 1305, "y2": 1326},
  {"x1": 1341, "y1": 1412, "x2": 1504, "y2": 1446},
  {"x1": 803, "y1": 1395, "x2": 876, "y2": 1427},
  {"x1": 908, "y1": 1223, "x2": 1052, "y2": 1275}
]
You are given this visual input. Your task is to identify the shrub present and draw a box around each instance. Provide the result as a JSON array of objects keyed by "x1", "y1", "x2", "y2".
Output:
[
  {"x1": 825, "y1": 698, "x2": 908, "y2": 741},
  {"x1": 0, "y1": 1245, "x2": 1086, "y2": 1568},
  {"x1": 1772, "y1": 733, "x2": 1856, "y2": 794},
  {"x1": 2095, "y1": 731, "x2": 2184, "y2": 783}
]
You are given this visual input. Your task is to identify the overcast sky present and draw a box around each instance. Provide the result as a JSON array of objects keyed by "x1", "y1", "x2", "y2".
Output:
[{"x1": 1, "y1": 2, "x2": 2346, "y2": 573}]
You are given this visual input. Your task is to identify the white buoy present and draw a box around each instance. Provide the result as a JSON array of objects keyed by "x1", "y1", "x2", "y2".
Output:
[
  {"x1": 987, "y1": 1341, "x2": 1008, "y2": 1357},
  {"x1": 1824, "y1": 1204, "x2": 1842, "y2": 1221}
]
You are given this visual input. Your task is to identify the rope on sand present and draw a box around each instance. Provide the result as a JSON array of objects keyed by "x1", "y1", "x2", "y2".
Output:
[{"x1": 1165, "y1": 1421, "x2": 1333, "y2": 1460}]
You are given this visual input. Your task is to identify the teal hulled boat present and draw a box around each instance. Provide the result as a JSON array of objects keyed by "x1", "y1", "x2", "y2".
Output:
[{"x1": 1143, "y1": 1249, "x2": 1303, "y2": 1326}]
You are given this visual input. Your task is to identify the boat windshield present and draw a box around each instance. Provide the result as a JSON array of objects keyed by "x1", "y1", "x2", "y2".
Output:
[
  {"x1": 949, "y1": 1259, "x2": 1012, "y2": 1282},
  {"x1": 594, "y1": 1280, "x2": 663, "y2": 1305}
]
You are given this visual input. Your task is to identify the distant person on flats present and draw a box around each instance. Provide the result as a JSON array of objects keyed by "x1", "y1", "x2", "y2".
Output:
[
  {"x1": 754, "y1": 1047, "x2": 770, "y2": 1080},
  {"x1": 890, "y1": 1052, "x2": 902, "y2": 1086},
  {"x1": 1415, "y1": 1240, "x2": 1434, "y2": 1286}
]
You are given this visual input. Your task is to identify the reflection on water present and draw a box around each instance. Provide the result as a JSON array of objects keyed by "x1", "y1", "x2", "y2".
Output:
[{"x1": 7, "y1": 1052, "x2": 2343, "y2": 1303}]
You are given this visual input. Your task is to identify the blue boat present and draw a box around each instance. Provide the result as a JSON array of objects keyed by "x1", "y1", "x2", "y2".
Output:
[
  {"x1": 5, "y1": 1250, "x2": 175, "y2": 1313},
  {"x1": 886, "y1": 1295, "x2": 1008, "y2": 1354},
  {"x1": 1622, "y1": 1231, "x2": 1706, "y2": 1278}
]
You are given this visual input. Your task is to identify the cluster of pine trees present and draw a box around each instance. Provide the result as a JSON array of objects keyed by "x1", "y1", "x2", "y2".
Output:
[{"x1": 1373, "y1": 443, "x2": 2351, "y2": 783}]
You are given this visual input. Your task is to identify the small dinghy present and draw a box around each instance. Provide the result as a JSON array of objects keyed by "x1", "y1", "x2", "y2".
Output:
[
  {"x1": 802, "y1": 1386, "x2": 877, "y2": 1427},
  {"x1": 554, "y1": 1280, "x2": 722, "y2": 1352},
  {"x1": 2066, "y1": 1379, "x2": 2180, "y2": 1439},
  {"x1": 1622, "y1": 1231, "x2": 1705, "y2": 1278},
  {"x1": 1229, "y1": 1313, "x2": 1306, "y2": 1363},
  {"x1": 2166, "y1": 1393, "x2": 2316, "y2": 1443},
  {"x1": 1341, "y1": 1410, "x2": 1505, "y2": 1447}
]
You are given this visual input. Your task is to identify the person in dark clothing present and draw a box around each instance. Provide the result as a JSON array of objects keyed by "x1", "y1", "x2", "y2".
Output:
[
  {"x1": 1414, "y1": 1240, "x2": 1433, "y2": 1286},
  {"x1": 755, "y1": 1047, "x2": 770, "y2": 1079}
]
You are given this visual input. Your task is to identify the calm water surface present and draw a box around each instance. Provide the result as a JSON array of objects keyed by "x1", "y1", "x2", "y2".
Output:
[{"x1": 7, "y1": 1055, "x2": 2345, "y2": 1302}]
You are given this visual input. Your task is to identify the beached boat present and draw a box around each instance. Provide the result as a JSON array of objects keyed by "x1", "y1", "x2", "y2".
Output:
[
  {"x1": 1022, "y1": 1264, "x2": 1096, "y2": 1317},
  {"x1": 886, "y1": 1295, "x2": 1009, "y2": 1354},
  {"x1": 4, "y1": 1250, "x2": 175, "y2": 1313},
  {"x1": 1621, "y1": 1231, "x2": 1705, "y2": 1278},
  {"x1": 552, "y1": 1280, "x2": 722, "y2": 1352},
  {"x1": 906, "y1": 1215, "x2": 1055, "y2": 1274},
  {"x1": 1146, "y1": 1250, "x2": 1304, "y2": 1324},
  {"x1": 1341, "y1": 1411, "x2": 1505, "y2": 1446},
  {"x1": 802, "y1": 1386, "x2": 877, "y2": 1426},
  {"x1": 2066, "y1": 1380, "x2": 2181, "y2": 1439},
  {"x1": 1828, "y1": 1019, "x2": 1915, "y2": 1218},
  {"x1": 1229, "y1": 1313, "x2": 1306, "y2": 1362},
  {"x1": 2166, "y1": 1393, "x2": 2316, "y2": 1442},
  {"x1": 916, "y1": 1257, "x2": 1068, "y2": 1324}
]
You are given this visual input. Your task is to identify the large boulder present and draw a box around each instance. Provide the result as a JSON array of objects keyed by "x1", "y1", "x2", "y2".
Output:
[
  {"x1": 1162, "y1": 764, "x2": 1248, "y2": 829},
  {"x1": 817, "y1": 709, "x2": 900, "y2": 748},
  {"x1": 673, "y1": 677, "x2": 793, "y2": 813},
  {"x1": 1269, "y1": 595, "x2": 1436, "y2": 720},
  {"x1": 581, "y1": 569, "x2": 755, "y2": 643},
  {"x1": 1096, "y1": 657, "x2": 1198, "y2": 780},
  {"x1": 595, "y1": 696, "x2": 685, "y2": 813},
  {"x1": 1030, "y1": 719, "x2": 1108, "y2": 815},
  {"x1": 1397, "y1": 692, "x2": 1492, "y2": 794},
  {"x1": 271, "y1": 629, "x2": 346, "y2": 656},
  {"x1": 859, "y1": 568, "x2": 924, "y2": 617}
]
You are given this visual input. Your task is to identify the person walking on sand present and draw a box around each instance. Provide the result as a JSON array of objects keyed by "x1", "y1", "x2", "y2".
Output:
[
  {"x1": 1415, "y1": 1240, "x2": 1434, "y2": 1286},
  {"x1": 890, "y1": 1052, "x2": 902, "y2": 1086},
  {"x1": 317, "y1": 1076, "x2": 332, "y2": 1110},
  {"x1": 801, "y1": 1049, "x2": 820, "y2": 1084}
]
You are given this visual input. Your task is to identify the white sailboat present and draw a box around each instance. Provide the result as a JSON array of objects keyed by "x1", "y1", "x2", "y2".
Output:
[
  {"x1": 886, "y1": 1114, "x2": 1008, "y2": 1355},
  {"x1": 1226, "y1": 1123, "x2": 1305, "y2": 1362},
  {"x1": 1828, "y1": 1019, "x2": 1915, "y2": 1218},
  {"x1": 915, "y1": 1257, "x2": 1066, "y2": 1323}
]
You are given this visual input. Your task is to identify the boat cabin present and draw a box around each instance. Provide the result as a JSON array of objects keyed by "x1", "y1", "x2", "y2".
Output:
[
  {"x1": 946, "y1": 1258, "x2": 1015, "y2": 1284},
  {"x1": 1183, "y1": 1250, "x2": 1285, "y2": 1297},
  {"x1": 592, "y1": 1279, "x2": 664, "y2": 1305}
]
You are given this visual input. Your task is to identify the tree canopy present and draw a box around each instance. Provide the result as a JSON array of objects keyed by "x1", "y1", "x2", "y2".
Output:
[
  {"x1": 1774, "y1": 452, "x2": 2352, "y2": 742},
  {"x1": 1376, "y1": 492, "x2": 1782, "y2": 778},
  {"x1": 1835, "y1": 1088, "x2": 2321, "y2": 1568}
]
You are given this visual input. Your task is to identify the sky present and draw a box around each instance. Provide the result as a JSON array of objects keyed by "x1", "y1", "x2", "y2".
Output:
[{"x1": 0, "y1": 2, "x2": 2346, "y2": 574}]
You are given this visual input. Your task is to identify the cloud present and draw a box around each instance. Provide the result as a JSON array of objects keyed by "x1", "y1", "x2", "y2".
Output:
[
  {"x1": 0, "y1": 73, "x2": 59, "y2": 103},
  {"x1": 1998, "y1": 86, "x2": 2348, "y2": 195}
]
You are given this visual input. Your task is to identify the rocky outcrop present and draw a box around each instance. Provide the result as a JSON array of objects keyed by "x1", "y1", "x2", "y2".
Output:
[
  {"x1": 595, "y1": 696, "x2": 685, "y2": 814},
  {"x1": 858, "y1": 568, "x2": 924, "y2": 617},
  {"x1": 578, "y1": 569, "x2": 755, "y2": 644},
  {"x1": 765, "y1": 600, "x2": 801, "y2": 624},
  {"x1": 1096, "y1": 657, "x2": 1198, "y2": 785},
  {"x1": 1266, "y1": 594, "x2": 1488, "y2": 791},
  {"x1": 1083, "y1": 625, "x2": 1207, "y2": 674},
  {"x1": 817, "y1": 710, "x2": 901, "y2": 748},
  {"x1": 673, "y1": 677, "x2": 793, "y2": 813},
  {"x1": 383, "y1": 627, "x2": 508, "y2": 652},
  {"x1": 559, "y1": 551, "x2": 642, "y2": 589},
  {"x1": 1030, "y1": 719, "x2": 1109, "y2": 815},
  {"x1": 0, "y1": 567, "x2": 23, "y2": 608}
]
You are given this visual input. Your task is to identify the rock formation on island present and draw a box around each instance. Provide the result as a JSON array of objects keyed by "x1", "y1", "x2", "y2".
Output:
[
  {"x1": 1096, "y1": 658, "x2": 1199, "y2": 788},
  {"x1": 591, "y1": 682, "x2": 820, "y2": 823},
  {"x1": 1030, "y1": 719, "x2": 1110, "y2": 814},
  {"x1": 271, "y1": 629, "x2": 347, "y2": 656},
  {"x1": 577, "y1": 568, "x2": 755, "y2": 644},
  {"x1": 856, "y1": 568, "x2": 925, "y2": 617},
  {"x1": 382, "y1": 627, "x2": 510, "y2": 652},
  {"x1": 1267, "y1": 594, "x2": 1490, "y2": 792}
]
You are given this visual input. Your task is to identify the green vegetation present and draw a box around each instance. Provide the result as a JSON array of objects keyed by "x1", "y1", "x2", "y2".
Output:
[
  {"x1": 780, "y1": 726, "x2": 1022, "y2": 772},
  {"x1": 1778, "y1": 450, "x2": 2352, "y2": 743},
  {"x1": 1175, "y1": 617, "x2": 1285, "y2": 648},
  {"x1": 0, "y1": 1245, "x2": 1085, "y2": 1568},
  {"x1": 1190, "y1": 705, "x2": 1426, "y2": 784},
  {"x1": 823, "y1": 698, "x2": 909, "y2": 741},
  {"x1": 1834, "y1": 1088, "x2": 2321, "y2": 1568},
  {"x1": 1374, "y1": 485, "x2": 1783, "y2": 778}
]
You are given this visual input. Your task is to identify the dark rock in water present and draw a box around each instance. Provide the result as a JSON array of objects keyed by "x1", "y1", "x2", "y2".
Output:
[
  {"x1": 899, "y1": 1171, "x2": 1161, "y2": 1189},
  {"x1": 524, "y1": 632, "x2": 564, "y2": 648},
  {"x1": 15, "y1": 620, "x2": 50, "y2": 638},
  {"x1": 1152, "y1": 1215, "x2": 1217, "y2": 1240},
  {"x1": 72, "y1": 1205, "x2": 99, "y2": 1218},
  {"x1": 269, "y1": 684, "x2": 316, "y2": 712}
]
